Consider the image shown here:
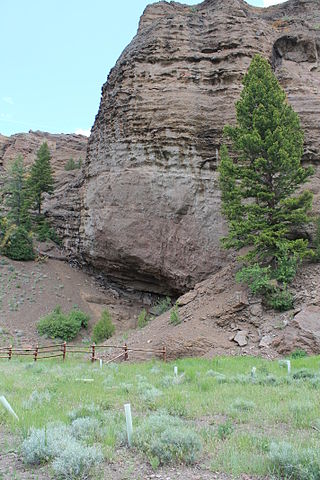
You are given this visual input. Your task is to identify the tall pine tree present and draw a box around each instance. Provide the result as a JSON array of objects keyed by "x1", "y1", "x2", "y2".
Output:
[
  {"x1": 2, "y1": 155, "x2": 31, "y2": 228},
  {"x1": 219, "y1": 55, "x2": 314, "y2": 310},
  {"x1": 28, "y1": 142, "x2": 54, "y2": 215}
]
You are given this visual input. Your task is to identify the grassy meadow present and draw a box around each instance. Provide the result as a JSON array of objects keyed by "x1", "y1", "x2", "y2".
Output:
[{"x1": 1, "y1": 355, "x2": 320, "y2": 479}]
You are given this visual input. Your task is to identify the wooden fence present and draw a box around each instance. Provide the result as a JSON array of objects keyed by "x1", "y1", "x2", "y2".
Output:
[{"x1": 0, "y1": 343, "x2": 166, "y2": 363}]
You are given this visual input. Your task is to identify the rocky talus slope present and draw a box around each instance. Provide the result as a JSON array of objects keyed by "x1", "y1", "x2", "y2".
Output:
[
  {"x1": 81, "y1": 0, "x2": 320, "y2": 293},
  {"x1": 112, "y1": 259, "x2": 320, "y2": 360},
  {"x1": 0, "y1": 130, "x2": 88, "y2": 248}
]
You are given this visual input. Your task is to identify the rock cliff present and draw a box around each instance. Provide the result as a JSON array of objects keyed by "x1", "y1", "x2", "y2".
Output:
[{"x1": 81, "y1": 0, "x2": 320, "y2": 294}]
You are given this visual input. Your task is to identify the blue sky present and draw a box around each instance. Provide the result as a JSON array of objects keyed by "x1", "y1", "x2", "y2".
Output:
[{"x1": 1, "y1": 0, "x2": 285, "y2": 137}]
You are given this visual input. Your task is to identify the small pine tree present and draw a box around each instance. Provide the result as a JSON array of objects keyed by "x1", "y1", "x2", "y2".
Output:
[
  {"x1": 92, "y1": 310, "x2": 115, "y2": 344},
  {"x1": 2, "y1": 155, "x2": 31, "y2": 228},
  {"x1": 219, "y1": 55, "x2": 314, "y2": 309},
  {"x1": 28, "y1": 142, "x2": 54, "y2": 215}
]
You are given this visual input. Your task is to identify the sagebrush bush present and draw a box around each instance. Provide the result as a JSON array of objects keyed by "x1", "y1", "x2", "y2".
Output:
[
  {"x1": 133, "y1": 413, "x2": 202, "y2": 466},
  {"x1": 37, "y1": 306, "x2": 89, "y2": 341},
  {"x1": 71, "y1": 417, "x2": 101, "y2": 441},
  {"x1": 1, "y1": 226, "x2": 34, "y2": 260},
  {"x1": 22, "y1": 422, "x2": 103, "y2": 479},
  {"x1": 22, "y1": 423, "x2": 74, "y2": 464},
  {"x1": 231, "y1": 398, "x2": 255, "y2": 412},
  {"x1": 52, "y1": 442, "x2": 103, "y2": 479},
  {"x1": 92, "y1": 309, "x2": 115, "y2": 344},
  {"x1": 268, "y1": 441, "x2": 320, "y2": 479}
]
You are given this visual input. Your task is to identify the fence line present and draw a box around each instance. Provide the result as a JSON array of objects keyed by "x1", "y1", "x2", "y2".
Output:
[{"x1": 0, "y1": 342, "x2": 167, "y2": 363}]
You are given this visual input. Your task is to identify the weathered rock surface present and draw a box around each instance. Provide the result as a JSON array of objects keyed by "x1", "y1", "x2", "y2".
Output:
[
  {"x1": 0, "y1": 130, "x2": 88, "y2": 247},
  {"x1": 80, "y1": 0, "x2": 320, "y2": 293}
]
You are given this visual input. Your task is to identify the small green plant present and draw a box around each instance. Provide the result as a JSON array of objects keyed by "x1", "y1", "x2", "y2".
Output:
[
  {"x1": 313, "y1": 216, "x2": 320, "y2": 261},
  {"x1": 169, "y1": 303, "x2": 181, "y2": 325},
  {"x1": 37, "y1": 306, "x2": 88, "y2": 341},
  {"x1": 267, "y1": 288, "x2": 293, "y2": 311},
  {"x1": 236, "y1": 264, "x2": 272, "y2": 295},
  {"x1": 290, "y1": 349, "x2": 307, "y2": 359},
  {"x1": 65, "y1": 157, "x2": 82, "y2": 171},
  {"x1": 137, "y1": 309, "x2": 150, "y2": 329},
  {"x1": 92, "y1": 309, "x2": 115, "y2": 344},
  {"x1": 217, "y1": 419, "x2": 234, "y2": 440},
  {"x1": 153, "y1": 296, "x2": 172, "y2": 315}
]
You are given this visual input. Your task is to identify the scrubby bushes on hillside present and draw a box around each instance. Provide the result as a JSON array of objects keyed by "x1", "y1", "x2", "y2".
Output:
[{"x1": 37, "y1": 306, "x2": 89, "y2": 341}]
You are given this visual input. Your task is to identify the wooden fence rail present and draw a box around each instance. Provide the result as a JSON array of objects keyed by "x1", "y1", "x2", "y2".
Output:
[{"x1": 0, "y1": 342, "x2": 167, "y2": 363}]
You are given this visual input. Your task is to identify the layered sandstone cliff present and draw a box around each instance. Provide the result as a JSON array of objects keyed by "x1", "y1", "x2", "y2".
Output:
[{"x1": 81, "y1": 0, "x2": 320, "y2": 294}]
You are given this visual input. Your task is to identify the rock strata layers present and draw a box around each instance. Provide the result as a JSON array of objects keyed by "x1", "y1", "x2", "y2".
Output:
[{"x1": 81, "y1": 0, "x2": 320, "y2": 293}]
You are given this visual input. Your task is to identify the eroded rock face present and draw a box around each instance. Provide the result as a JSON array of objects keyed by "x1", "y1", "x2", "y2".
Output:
[
  {"x1": 81, "y1": 0, "x2": 320, "y2": 293},
  {"x1": 0, "y1": 130, "x2": 88, "y2": 248}
]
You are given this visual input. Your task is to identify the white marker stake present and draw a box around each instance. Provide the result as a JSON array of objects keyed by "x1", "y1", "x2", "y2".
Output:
[
  {"x1": 124, "y1": 403, "x2": 133, "y2": 447},
  {"x1": 251, "y1": 367, "x2": 256, "y2": 379},
  {"x1": 174, "y1": 366, "x2": 178, "y2": 377},
  {"x1": 100, "y1": 359, "x2": 103, "y2": 369},
  {"x1": 0, "y1": 396, "x2": 19, "y2": 421},
  {"x1": 287, "y1": 360, "x2": 291, "y2": 375}
]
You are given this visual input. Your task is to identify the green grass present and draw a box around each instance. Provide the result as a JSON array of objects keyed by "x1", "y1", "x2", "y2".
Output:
[{"x1": 1, "y1": 355, "x2": 320, "y2": 477}]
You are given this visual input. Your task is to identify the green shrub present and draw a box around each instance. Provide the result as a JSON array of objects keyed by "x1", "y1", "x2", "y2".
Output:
[
  {"x1": 37, "y1": 306, "x2": 87, "y2": 341},
  {"x1": 236, "y1": 264, "x2": 272, "y2": 295},
  {"x1": 169, "y1": 303, "x2": 181, "y2": 325},
  {"x1": 290, "y1": 349, "x2": 307, "y2": 359},
  {"x1": 137, "y1": 309, "x2": 149, "y2": 329},
  {"x1": 92, "y1": 309, "x2": 115, "y2": 344},
  {"x1": 267, "y1": 288, "x2": 293, "y2": 311},
  {"x1": 133, "y1": 413, "x2": 202, "y2": 466},
  {"x1": 1, "y1": 225, "x2": 34, "y2": 260},
  {"x1": 68, "y1": 309, "x2": 90, "y2": 328}
]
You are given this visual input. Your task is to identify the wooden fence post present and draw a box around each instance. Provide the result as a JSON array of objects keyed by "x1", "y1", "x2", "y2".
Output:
[
  {"x1": 162, "y1": 345, "x2": 167, "y2": 362},
  {"x1": 124, "y1": 343, "x2": 128, "y2": 361},
  {"x1": 62, "y1": 342, "x2": 67, "y2": 361},
  {"x1": 34, "y1": 344, "x2": 38, "y2": 362},
  {"x1": 91, "y1": 343, "x2": 96, "y2": 363},
  {"x1": 8, "y1": 345, "x2": 12, "y2": 361}
]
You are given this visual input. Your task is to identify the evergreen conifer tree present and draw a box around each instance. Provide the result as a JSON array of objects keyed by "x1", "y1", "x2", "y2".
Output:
[
  {"x1": 28, "y1": 142, "x2": 54, "y2": 214},
  {"x1": 2, "y1": 155, "x2": 31, "y2": 228},
  {"x1": 219, "y1": 55, "x2": 314, "y2": 310}
]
